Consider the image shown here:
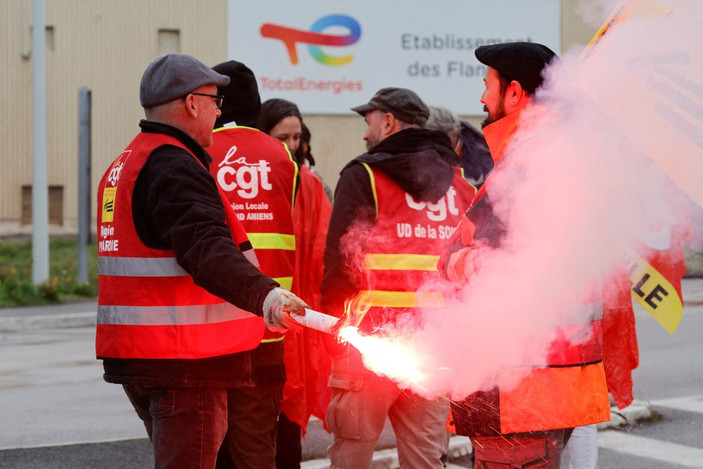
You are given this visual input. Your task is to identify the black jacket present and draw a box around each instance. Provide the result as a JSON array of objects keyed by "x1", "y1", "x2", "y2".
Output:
[
  {"x1": 102, "y1": 120, "x2": 279, "y2": 388},
  {"x1": 320, "y1": 128, "x2": 458, "y2": 316},
  {"x1": 459, "y1": 120, "x2": 493, "y2": 188}
]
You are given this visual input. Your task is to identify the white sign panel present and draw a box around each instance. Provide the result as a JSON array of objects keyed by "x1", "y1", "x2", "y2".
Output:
[{"x1": 227, "y1": 0, "x2": 560, "y2": 115}]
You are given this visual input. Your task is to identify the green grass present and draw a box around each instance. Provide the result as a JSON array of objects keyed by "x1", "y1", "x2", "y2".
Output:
[
  {"x1": 0, "y1": 238, "x2": 98, "y2": 307},
  {"x1": 0, "y1": 237, "x2": 700, "y2": 308}
]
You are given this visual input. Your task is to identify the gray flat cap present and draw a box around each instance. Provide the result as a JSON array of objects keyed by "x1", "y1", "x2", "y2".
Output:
[{"x1": 139, "y1": 53, "x2": 230, "y2": 108}]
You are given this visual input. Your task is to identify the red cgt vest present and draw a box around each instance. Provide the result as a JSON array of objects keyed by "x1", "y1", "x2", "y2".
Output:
[
  {"x1": 208, "y1": 126, "x2": 298, "y2": 341},
  {"x1": 349, "y1": 164, "x2": 476, "y2": 333},
  {"x1": 96, "y1": 132, "x2": 265, "y2": 360}
]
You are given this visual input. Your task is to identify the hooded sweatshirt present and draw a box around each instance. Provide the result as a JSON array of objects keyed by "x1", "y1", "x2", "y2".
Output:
[{"x1": 320, "y1": 127, "x2": 459, "y2": 316}]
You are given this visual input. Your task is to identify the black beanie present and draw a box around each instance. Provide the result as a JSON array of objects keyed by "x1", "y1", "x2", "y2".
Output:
[{"x1": 212, "y1": 60, "x2": 261, "y2": 129}]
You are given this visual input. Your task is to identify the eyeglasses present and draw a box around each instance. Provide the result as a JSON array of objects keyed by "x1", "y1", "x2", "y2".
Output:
[{"x1": 190, "y1": 93, "x2": 224, "y2": 109}]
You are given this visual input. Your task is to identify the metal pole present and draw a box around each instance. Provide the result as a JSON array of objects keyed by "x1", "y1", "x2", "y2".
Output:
[
  {"x1": 77, "y1": 87, "x2": 91, "y2": 284},
  {"x1": 32, "y1": 0, "x2": 49, "y2": 285},
  {"x1": 226, "y1": 0, "x2": 235, "y2": 59}
]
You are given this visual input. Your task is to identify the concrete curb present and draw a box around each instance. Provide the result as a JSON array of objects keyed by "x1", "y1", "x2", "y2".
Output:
[
  {"x1": 0, "y1": 311, "x2": 95, "y2": 332},
  {"x1": 0, "y1": 300, "x2": 97, "y2": 332},
  {"x1": 0, "y1": 303, "x2": 654, "y2": 468},
  {"x1": 599, "y1": 400, "x2": 654, "y2": 430},
  {"x1": 301, "y1": 436, "x2": 472, "y2": 469},
  {"x1": 301, "y1": 402, "x2": 653, "y2": 468}
]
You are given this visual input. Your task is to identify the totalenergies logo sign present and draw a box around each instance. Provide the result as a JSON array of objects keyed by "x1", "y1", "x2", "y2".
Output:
[{"x1": 260, "y1": 14, "x2": 361, "y2": 66}]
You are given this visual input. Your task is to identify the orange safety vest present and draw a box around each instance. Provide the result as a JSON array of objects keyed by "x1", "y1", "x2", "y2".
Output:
[
  {"x1": 497, "y1": 296, "x2": 609, "y2": 434},
  {"x1": 209, "y1": 126, "x2": 298, "y2": 342},
  {"x1": 350, "y1": 163, "x2": 476, "y2": 333},
  {"x1": 449, "y1": 109, "x2": 610, "y2": 435},
  {"x1": 96, "y1": 132, "x2": 265, "y2": 360},
  {"x1": 451, "y1": 299, "x2": 610, "y2": 435}
]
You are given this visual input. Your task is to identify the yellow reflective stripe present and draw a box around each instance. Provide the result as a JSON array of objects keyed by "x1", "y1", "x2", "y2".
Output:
[
  {"x1": 355, "y1": 290, "x2": 445, "y2": 308},
  {"x1": 261, "y1": 336, "x2": 285, "y2": 343},
  {"x1": 273, "y1": 276, "x2": 293, "y2": 290},
  {"x1": 361, "y1": 163, "x2": 379, "y2": 218},
  {"x1": 248, "y1": 233, "x2": 296, "y2": 251},
  {"x1": 363, "y1": 253, "x2": 440, "y2": 271},
  {"x1": 213, "y1": 124, "x2": 259, "y2": 133},
  {"x1": 291, "y1": 153, "x2": 299, "y2": 215}
]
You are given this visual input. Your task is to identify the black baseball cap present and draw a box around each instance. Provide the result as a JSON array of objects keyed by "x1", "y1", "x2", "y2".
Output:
[
  {"x1": 351, "y1": 87, "x2": 430, "y2": 126},
  {"x1": 475, "y1": 42, "x2": 558, "y2": 95}
]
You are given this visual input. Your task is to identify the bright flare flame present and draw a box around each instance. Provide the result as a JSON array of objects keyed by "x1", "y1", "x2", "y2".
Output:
[{"x1": 338, "y1": 326, "x2": 428, "y2": 389}]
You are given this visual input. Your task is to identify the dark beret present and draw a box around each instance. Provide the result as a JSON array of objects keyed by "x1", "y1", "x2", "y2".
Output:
[{"x1": 475, "y1": 42, "x2": 558, "y2": 95}]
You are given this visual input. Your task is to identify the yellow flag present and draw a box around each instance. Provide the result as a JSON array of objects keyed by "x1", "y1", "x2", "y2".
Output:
[
  {"x1": 627, "y1": 253, "x2": 684, "y2": 333},
  {"x1": 580, "y1": 0, "x2": 695, "y2": 332},
  {"x1": 577, "y1": 0, "x2": 703, "y2": 206}
]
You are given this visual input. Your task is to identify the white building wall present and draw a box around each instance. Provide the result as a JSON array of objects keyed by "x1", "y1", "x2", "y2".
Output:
[{"x1": 0, "y1": 0, "x2": 598, "y2": 236}]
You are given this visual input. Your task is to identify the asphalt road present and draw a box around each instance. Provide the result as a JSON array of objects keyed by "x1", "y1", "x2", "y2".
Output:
[
  {"x1": 1, "y1": 279, "x2": 701, "y2": 468},
  {"x1": 593, "y1": 284, "x2": 703, "y2": 469},
  {"x1": 0, "y1": 302, "x2": 395, "y2": 468}
]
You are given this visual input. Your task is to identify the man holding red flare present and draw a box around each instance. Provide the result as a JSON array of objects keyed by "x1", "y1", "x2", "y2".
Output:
[{"x1": 438, "y1": 42, "x2": 611, "y2": 468}]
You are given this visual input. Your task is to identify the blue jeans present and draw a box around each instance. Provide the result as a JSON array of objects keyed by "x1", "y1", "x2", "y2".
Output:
[
  {"x1": 214, "y1": 341, "x2": 285, "y2": 469},
  {"x1": 124, "y1": 385, "x2": 228, "y2": 469}
]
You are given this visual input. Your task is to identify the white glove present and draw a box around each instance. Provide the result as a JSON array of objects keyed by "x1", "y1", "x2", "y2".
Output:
[{"x1": 262, "y1": 287, "x2": 308, "y2": 333}]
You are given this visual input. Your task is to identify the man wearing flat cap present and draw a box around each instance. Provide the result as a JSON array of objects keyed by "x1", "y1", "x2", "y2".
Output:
[
  {"x1": 96, "y1": 53, "x2": 308, "y2": 468},
  {"x1": 439, "y1": 42, "x2": 611, "y2": 467},
  {"x1": 320, "y1": 88, "x2": 475, "y2": 467}
]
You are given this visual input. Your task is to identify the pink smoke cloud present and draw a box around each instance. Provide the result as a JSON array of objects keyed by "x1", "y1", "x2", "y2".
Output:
[{"x1": 353, "y1": 0, "x2": 701, "y2": 400}]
